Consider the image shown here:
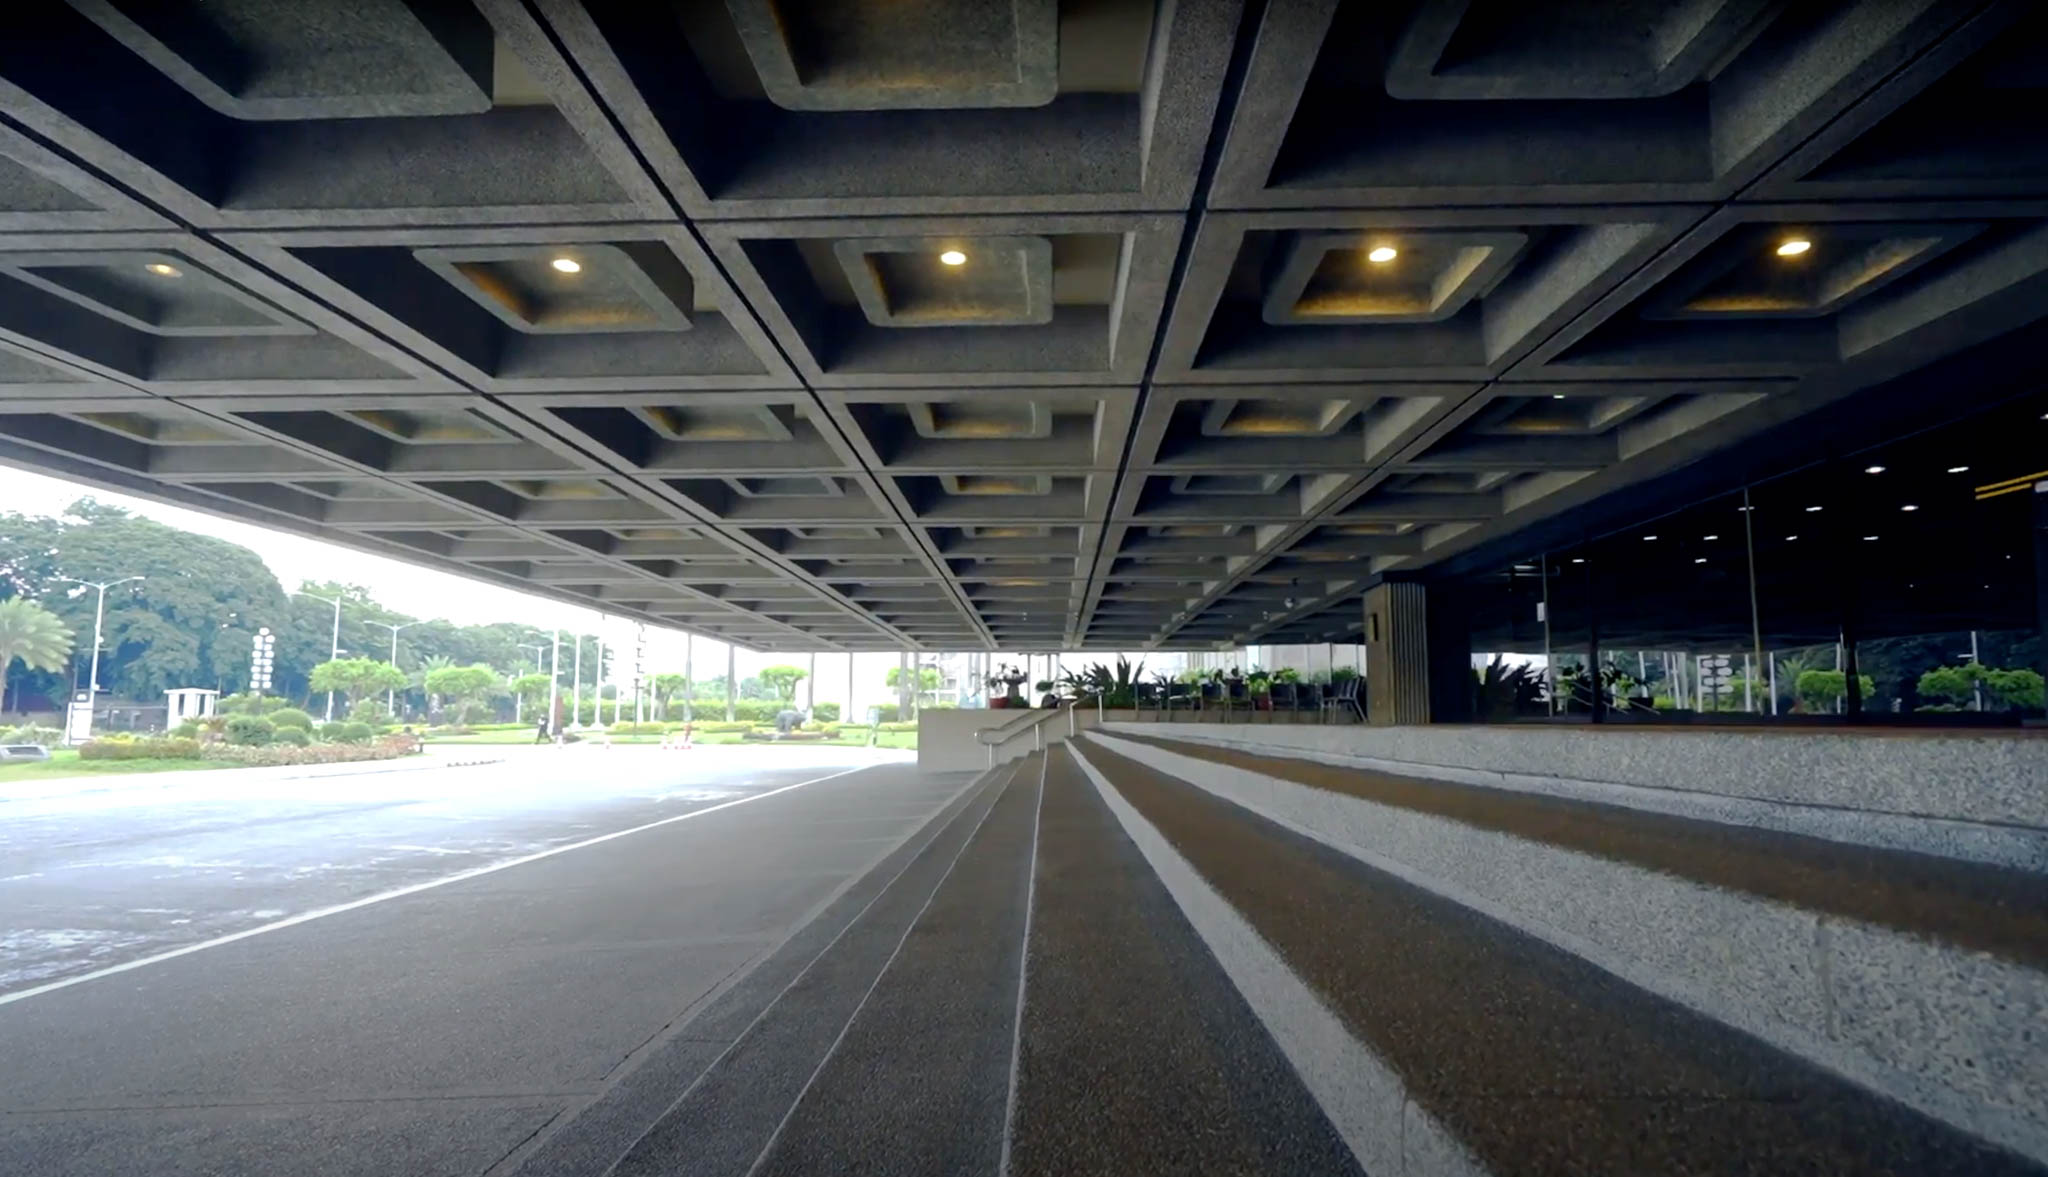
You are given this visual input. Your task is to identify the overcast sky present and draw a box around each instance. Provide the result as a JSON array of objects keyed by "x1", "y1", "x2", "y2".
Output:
[{"x1": 0, "y1": 463, "x2": 896, "y2": 697}]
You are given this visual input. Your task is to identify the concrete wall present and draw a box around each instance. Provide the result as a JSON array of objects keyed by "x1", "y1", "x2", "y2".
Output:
[
  {"x1": 1102, "y1": 722, "x2": 2048, "y2": 869},
  {"x1": 918, "y1": 708, "x2": 1100, "y2": 773}
]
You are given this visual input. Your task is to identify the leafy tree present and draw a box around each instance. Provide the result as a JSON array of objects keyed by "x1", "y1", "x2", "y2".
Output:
[
  {"x1": 1915, "y1": 664, "x2": 1981, "y2": 708},
  {"x1": 652, "y1": 672, "x2": 687, "y2": 719},
  {"x1": 1985, "y1": 668, "x2": 2045, "y2": 711},
  {"x1": 509, "y1": 673, "x2": 551, "y2": 709},
  {"x1": 425, "y1": 664, "x2": 499, "y2": 714},
  {"x1": 308, "y1": 657, "x2": 408, "y2": 713},
  {"x1": 759, "y1": 665, "x2": 808, "y2": 701},
  {"x1": 1794, "y1": 669, "x2": 1874, "y2": 713},
  {"x1": 0, "y1": 597, "x2": 73, "y2": 712}
]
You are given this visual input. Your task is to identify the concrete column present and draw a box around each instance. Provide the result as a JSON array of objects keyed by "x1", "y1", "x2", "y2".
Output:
[
  {"x1": 2034, "y1": 483, "x2": 2048, "y2": 694},
  {"x1": 1363, "y1": 582, "x2": 1431, "y2": 725}
]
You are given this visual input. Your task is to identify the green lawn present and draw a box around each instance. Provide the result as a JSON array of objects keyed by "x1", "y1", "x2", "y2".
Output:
[{"x1": 0, "y1": 749, "x2": 229, "y2": 784}]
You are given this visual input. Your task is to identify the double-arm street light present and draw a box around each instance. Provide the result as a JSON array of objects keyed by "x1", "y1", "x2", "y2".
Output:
[
  {"x1": 365, "y1": 619, "x2": 420, "y2": 718},
  {"x1": 295, "y1": 589, "x2": 345, "y2": 721},
  {"x1": 53, "y1": 575, "x2": 144, "y2": 702}
]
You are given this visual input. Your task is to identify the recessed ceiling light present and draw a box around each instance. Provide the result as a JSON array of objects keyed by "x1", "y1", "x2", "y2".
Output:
[
  {"x1": 144, "y1": 262, "x2": 181, "y2": 277},
  {"x1": 1570, "y1": 558, "x2": 1585, "y2": 564},
  {"x1": 1947, "y1": 465, "x2": 1970, "y2": 474},
  {"x1": 1776, "y1": 238, "x2": 1812, "y2": 257},
  {"x1": 1693, "y1": 557, "x2": 1707, "y2": 564},
  {"x1": 1785, "y1": 534, "x2": 1798, "y2": 541},
  {"x1": 1551, "y1": 393, "x2": 1566, "y2": 400},
  {"x1": 1702, "y1": 534, "x2": 1718, "y2": 541},
  {"x1": 1642, "y1": 534, "x2": 1658, "y2": 541},
  {"x1": 1863, "y1": 465, "x2": 1886, "y2": 474},
  {"x1": 1901, "y1": 504, "x2": 1919, "y2": 512},
  {"x1": 939, "y1": 249, "x2": 967, "y2": 266},
  {"x1": 550, "y1": 257, "x2": 581, "y2": 274},
  {"x1": 1863, "y1": 535, "x2": 1879, "y2": 541},
  {"x1": 1805, "y1": 505, "x2": 1823, "y2": 512},
  {"x1": 1366, "y1": 245, "x2": 1398, "y2": 263}
]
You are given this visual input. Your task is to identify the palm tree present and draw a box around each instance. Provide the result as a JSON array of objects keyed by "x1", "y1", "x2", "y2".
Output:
[
  {"x1": 415, "y1": 654, "x2": 457, "y2": 720},
  {"x1": 0, "y1": 597, "x2": 75, "y2": 714}
]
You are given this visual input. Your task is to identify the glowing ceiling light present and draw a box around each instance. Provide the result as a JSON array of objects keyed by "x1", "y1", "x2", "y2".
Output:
[
  {"x1": 145, "y1": 262, "x2": 181, "y2": 277},
  {"x1": 550, "y1": 257, "x2": 581, "y2": 274},
  {"x1": 939, "y1": 250, "x2": 967, "y2": 266},
  {"x1": 1366, "y1": 245, "x2": 1398, "y2": 263},
  {"x1": 1693, "y1": 557, "x2": 1707, "y2": 564},
  {"x1": 1702, "y1": 534, "x2": 1718, "y2": 541},
  {"x1": 1901, "y1": 504, "x2": 1919, "y2": 512},
  {"x1": 1805, "y1": 505, "x2": 1823, "y2": 512},
  {"x1": 1947, "y1": 465, "x2": 1970, "y2": 474},
  {"x1": 1776, "y1": 238, "x2": 1812, "y2": 257},
  {"x1": 1642, "y1": 534, "x2": 1658, "y2": 541},
  {"x1": 1863, "y1": 465, "x2": 1886, "y2": 474}
]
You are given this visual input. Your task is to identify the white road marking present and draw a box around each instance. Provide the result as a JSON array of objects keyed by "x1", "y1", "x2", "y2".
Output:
[{"x1": 0, "y1": 765, "x2": 873, "y2": 1009}]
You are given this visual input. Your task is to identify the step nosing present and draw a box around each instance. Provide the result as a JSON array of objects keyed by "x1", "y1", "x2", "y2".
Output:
[
  {"x1": 1074, "y1": 737, "x2": 2045, "y2": 1177},
  {"x1": 1107, "y1": 730, "x2": 2048, "y2": 970}
]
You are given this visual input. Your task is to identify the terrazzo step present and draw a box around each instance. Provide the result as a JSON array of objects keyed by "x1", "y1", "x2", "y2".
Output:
[
  {"x1": 1003, "y1": 743, "x2": 1361, "y2": 1177},
  {"x1": 521, "y1": 757, "x2": 1025, "y2": 1177},
  {"x1": 1068, "y1": 734, "x2": 2048, "y2": 1176},
  {"x1": 747, "y1": 751, "x2": 1043, "y2": 1177}
]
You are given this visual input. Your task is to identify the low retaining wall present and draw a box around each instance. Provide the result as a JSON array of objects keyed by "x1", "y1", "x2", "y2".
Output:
[{"x1": 1102, "y1": 722, "x2": 2048, "y2": 869}]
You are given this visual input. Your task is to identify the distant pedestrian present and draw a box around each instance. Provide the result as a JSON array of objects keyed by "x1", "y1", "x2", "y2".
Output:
[{"x1": 533, "y1": 717, "x2": 549, "y2": 744}]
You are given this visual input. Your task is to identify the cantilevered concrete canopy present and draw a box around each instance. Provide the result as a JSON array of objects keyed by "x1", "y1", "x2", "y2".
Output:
[{"x1": 1, "y1": 0, "x2": 2045, "y2": 651}]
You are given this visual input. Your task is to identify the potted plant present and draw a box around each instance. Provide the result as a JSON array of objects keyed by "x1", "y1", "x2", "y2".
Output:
[{"x1": 1246, "y1": 669, "x2": 1273, "y2": 711}]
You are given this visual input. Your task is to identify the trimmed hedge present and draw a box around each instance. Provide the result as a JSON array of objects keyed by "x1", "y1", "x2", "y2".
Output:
[
  {"x1": 809, "y1": 702, "x2": 841, "y2": 722},
  {"x1": 267, "y1": 708, "x2": 314, "y2": 731},
  {"x1": 273, "y1": 726, "x2": 312, "y2": 747},
  {"x1": 202, "y1": 734, "x2": 417, "y2": 768},
  {"x1": 0, "y1": 724, "x2": 62, "y2": 746},
  {"x1": 223, "y1": 715, "x2": 275, "y2": 746},
  {"x1": 79, "y1": 737, "x2": 202, "y2": 761}
]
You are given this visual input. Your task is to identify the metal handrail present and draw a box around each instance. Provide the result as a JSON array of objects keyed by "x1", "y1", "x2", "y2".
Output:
[{"x1": 976, "y1": 698, "x2": 1081, "y2": 767}]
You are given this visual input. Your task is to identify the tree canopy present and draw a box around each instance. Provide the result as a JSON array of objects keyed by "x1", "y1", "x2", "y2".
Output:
[
  {"x1": 308, "y1": 657, "x2": 409, "y2": 709},
  {"x1": 0, "y1": 499, "x2": 608, "y2": 718},
  {"x1": 759, "y1": 664, "x2": 807, "y2": 700}
]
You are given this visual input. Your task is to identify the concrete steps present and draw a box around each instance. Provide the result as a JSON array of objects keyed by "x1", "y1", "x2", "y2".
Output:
[
  {"x1": 1005, "y1": 744, "x2": 1360, "y2": 1176},
  {"x1": 1071, "y1": 729, "x2": 2048, "y2": 1174}
]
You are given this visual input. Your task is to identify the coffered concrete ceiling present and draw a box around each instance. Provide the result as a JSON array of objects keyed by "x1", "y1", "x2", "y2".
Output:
[{"x1": 1, "y1": 0, "x2": 2045, "y2": 651}]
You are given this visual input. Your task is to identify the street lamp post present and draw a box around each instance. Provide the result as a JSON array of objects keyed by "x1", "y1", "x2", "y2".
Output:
[
  {"x1": 294, "y1": 590, "x2": 345, "y2": 722},
  {"x1": 365, "y1": 620, "x2": 419, "y2": 718},
  {"x1": 569, "y1": 630, "x2": 582, "y2": 731},
  {"x1": 546, "y1": 629, "x2": 561, "y2": 739},
  {"x1": 54, "y1": 575, "x2": 145, "y2": 713},
  {"x1": 517, "y1": 641, "x2": 546, "y2": 725}
]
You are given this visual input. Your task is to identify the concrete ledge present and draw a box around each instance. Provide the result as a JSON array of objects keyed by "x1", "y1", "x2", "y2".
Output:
[
  {"x1": 1103, "y1": 723, "x2": 2048, "y2": 869},
  {"x1": 1085, "y1": 731, "x2": 2048, "y2": 1167}
]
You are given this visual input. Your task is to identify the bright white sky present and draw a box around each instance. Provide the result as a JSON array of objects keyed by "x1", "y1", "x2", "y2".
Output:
[{"x1": 0, "y1": 463, "x2": 897, "y2": 701}]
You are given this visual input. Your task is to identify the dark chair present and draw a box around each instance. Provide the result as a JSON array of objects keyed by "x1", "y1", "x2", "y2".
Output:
[
  {"x1": 1220, "y1": 679, "x2": 1253, "y2": 723},
  {"x1": 1323, "y1": 677, "x2": 1365, "y2": 724},
  {"x1": 1163, "y1": 681, "x2": 1199, "y2": 721},
  {"x1": 1294, "y1": 682, "x2": 1324, "y2": 721},
  {"x1": 1134, "y1": 681, "x2": 1163, "y2": 719},
  {"x1": 1198, "y1": 681, "x2": 1222, "y2": 717},
  {"x1": 1268, "y1": 682, "x2": 1296, "y2": 722}
]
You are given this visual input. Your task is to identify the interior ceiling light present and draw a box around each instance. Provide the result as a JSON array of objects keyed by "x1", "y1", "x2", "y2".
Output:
[
  {"x1": 1863, "y1": 535, "x2": 1880, "y2": 541},
  {"x1": 550, "y1": 257, "x2": 581, "y2": 274},
  {"x1": 939, "y1": 249, "x2": 967, "y2": 266},
  {"x1": 1785, "y1": 534, "x2": 1798, "y2": 541},
  {"x1": 1864, "y1": 465, "x2": 1886, "y2": 474},
  {"x1": 1901, "y1": 504, "x2": 1919, "y2": 512},
  {"x1": 144, "y1": 262, "x2": 181, "y2": 277},
  {"x1": 1366, "y1": 245, "x2": 1398, "y2": 263},
  {"x1": 1702, "y1": 534, "x2": 1719, "y2": 541},
  {"x1": 1571, "y1": 558, "x2": 1585, "y2": 564},
  {"x1": 1642, "y1": 534, "x2": 1658, "y2": 541},
  {"x1": 1551, "y1": 393, "x2": 1566, "y2": 400},
  {"x1": 1693, "y1": 557, "x2": 1708, "y2": 564},
  {"x1": 1948, "y1": 465, "x2": 1971, "y2": 473},
  {"x1": 1805, "y1": 505, "x2": 1823, "y2": 512},
  {"x1": 1776, "y1": 238, "x2": 1812, "y2": 257}
]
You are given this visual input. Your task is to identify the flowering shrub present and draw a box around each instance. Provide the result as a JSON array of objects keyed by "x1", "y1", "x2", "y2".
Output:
[
  {"x1": 200, "y1": 735, "x2": 419, "y2": 768},
  {"x1": 78, "y1": 737, "x2": 202, "y2": 761}
]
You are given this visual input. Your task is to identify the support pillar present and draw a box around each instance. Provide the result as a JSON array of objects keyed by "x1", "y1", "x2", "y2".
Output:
[{"x1": 1363, "y1": 582, "x2": 1432, "y2": 725}]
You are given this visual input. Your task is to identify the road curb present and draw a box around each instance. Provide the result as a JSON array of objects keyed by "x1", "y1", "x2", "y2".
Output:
[{"x1": 0, "y1": 752, "x2": 509, "y2": 803}]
